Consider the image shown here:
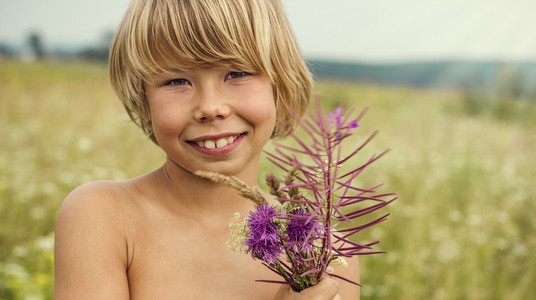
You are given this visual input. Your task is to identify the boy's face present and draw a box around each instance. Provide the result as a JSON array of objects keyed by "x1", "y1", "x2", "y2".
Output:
[{"x1": 145, "y1": 67, "x2": 276, "y2": 178}]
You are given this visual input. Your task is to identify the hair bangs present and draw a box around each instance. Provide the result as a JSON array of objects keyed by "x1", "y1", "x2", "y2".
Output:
[{"x1": 131, "y1": 0, "x2": 271, "y2": 79}]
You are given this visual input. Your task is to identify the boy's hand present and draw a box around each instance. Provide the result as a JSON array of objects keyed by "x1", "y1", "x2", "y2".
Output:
[{"x1": 273, "y1": 277, "x2": 341, "y2": 300}]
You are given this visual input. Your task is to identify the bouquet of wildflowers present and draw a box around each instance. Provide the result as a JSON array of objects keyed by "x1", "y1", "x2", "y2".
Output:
[{"x1": 196, "y1": 98, "x2": 396, "y2": 291}]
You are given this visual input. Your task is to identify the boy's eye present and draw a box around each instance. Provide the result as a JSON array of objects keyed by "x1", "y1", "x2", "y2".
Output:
[
  {"x1": 165, "y1": 78, "x2": 190, "y2": 86},
  {"x1": 226, "y1": 71, "x2": 252, "y2": 80}
]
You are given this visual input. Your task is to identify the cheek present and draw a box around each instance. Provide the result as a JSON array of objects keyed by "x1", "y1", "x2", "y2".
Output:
[
  {"x1": 247, "y1": 97, "x2": 275, "y2": 118},
  {"x1": 243, "y1": 95, "x2": 277, "y2": 134},
  {"x1": 241, "y1": 82, "x2": 277, "y2": 129},
  {"x1": 150, "y1": 105, "x2": 189, "y2": 140}
]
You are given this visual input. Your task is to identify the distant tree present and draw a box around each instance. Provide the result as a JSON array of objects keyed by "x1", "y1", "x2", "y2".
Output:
[
  {"x1": 494, "y1": 64, "x2": 530, "y2": 100},
  {"x1": 99, "y1": 31, "x2": 115, "y2": 49},
  {"x1": 0, "y1": 43, "x2": 16, "y2": 58},
  {"x1": 28, "y1": 32, "x2": 44, "y2": 60}
]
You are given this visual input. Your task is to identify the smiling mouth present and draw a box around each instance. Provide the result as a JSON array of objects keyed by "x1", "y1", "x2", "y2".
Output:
[{"x1": 191, "y1": 134, "x2": 243, "y2": 149}]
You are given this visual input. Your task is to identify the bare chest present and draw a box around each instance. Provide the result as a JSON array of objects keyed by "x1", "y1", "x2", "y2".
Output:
[{"x1": 126, "y1": 217, "x2": 280, "y2": 299}]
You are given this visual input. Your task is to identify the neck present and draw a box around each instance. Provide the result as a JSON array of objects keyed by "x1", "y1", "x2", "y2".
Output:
[{"x1": 151, "y1": 158, "x2": 261, "y2": 222}]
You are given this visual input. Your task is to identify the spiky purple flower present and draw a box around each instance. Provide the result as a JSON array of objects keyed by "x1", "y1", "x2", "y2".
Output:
[
  {"x1": 245, "y1": 204, "x2": 283, "y2": 264},
  {"x1": 260, "y1": 98, "x2": 395, "y2": 290},
  {"x1": 328, "y1": 107, "x2": 344, "y2": 127},
  {"x1": 286, "y1": 209, "x2": 324, "y2": 253},
  {"x1": 347, "y1": 119, "x2": 359, "y2": 129},
  {"x1": 328, "y1": 106, "x2": 360, "y2": 140},
  {"x1": 213, "y1": 99, "x2": 397, "y2": 291}
]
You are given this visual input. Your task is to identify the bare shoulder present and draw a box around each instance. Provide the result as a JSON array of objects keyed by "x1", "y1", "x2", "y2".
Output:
[
  {"x1": 56, "y1": 179, "x2": 138, "y2": 257},
  {"x1": 59, "y1": 180, "x2": 132, "y2": 218},
  {"x1": 56, "y1": 180, "x2": 135, "y2": 239},
  {"x1": 54, "y1": 180, "x2": 135, "y2": 299}
]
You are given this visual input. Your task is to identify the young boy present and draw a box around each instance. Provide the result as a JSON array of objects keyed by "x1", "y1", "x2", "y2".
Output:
[{"x1": 54, "y1": 0, "x2": 359, "y2": 299}]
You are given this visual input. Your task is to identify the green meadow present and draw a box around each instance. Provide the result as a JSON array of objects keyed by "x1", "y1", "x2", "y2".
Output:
[{"x1": 1, "y1": 61, "x2": 535, "y2": 299}]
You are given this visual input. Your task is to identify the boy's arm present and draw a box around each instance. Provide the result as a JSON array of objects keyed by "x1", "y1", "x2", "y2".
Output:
[{"x1": 54, "y1": 182, "x2": 130, "y2": 299}]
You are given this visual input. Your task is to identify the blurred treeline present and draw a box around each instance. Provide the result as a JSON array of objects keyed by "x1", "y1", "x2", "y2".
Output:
[
  {"x1": 3, "y1": 30, "x2": 536, "y2": 104},
  {"x1": 0, "y1": 31, "x2": 113, "y2": 62}
]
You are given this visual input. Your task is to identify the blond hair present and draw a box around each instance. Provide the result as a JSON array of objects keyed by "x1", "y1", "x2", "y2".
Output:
[{"x1": 110, "y1": 0, "x2": 312, "y2": 144}]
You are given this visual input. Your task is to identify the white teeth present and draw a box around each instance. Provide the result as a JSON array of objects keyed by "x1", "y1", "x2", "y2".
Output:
[
  {"x1": 195, "y1": 135, "x2": 238, "y2": 149},
  {"x1": 216, "y1": 138, "x2": 228, "y2": 148},
  {"x1": 204, "y1": 140, "x2": 216, "y2": 149}
]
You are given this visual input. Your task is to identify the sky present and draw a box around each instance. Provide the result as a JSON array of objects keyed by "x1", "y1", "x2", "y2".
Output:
[{"x1": 1, "y1": 0, "x2": 536, "y2": 62}]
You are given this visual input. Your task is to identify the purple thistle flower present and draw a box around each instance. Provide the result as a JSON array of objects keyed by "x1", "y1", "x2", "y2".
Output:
[
  {"x1": 286, "y1": 209, "x2": 323, "y2": 253},
  {"x1": 245, "y1": 204, "x2": 283, "y2": 264}
]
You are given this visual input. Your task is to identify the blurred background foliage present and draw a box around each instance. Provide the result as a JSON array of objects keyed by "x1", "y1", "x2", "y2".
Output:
[{"x1": 1, "y1": 57, "x2": 535, "y2": 299}]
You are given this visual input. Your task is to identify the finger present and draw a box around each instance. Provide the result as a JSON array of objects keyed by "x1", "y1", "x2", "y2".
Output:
[
  {"x1": 273, "y1": 284, "x2": 292, "y2": 300},
  {"x1": 317, "y1": 277, "x2": 339, "y2": 295}
]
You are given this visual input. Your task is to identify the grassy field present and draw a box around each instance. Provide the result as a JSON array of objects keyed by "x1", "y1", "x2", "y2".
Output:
[{"x1": 1, "y1": 61, "x2": 535, "y2": 299}]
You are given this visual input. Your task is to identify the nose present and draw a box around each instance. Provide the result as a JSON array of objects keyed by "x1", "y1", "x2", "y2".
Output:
[{"x1": 193, "y1": 86, "x2": 232, "y2": 123}]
